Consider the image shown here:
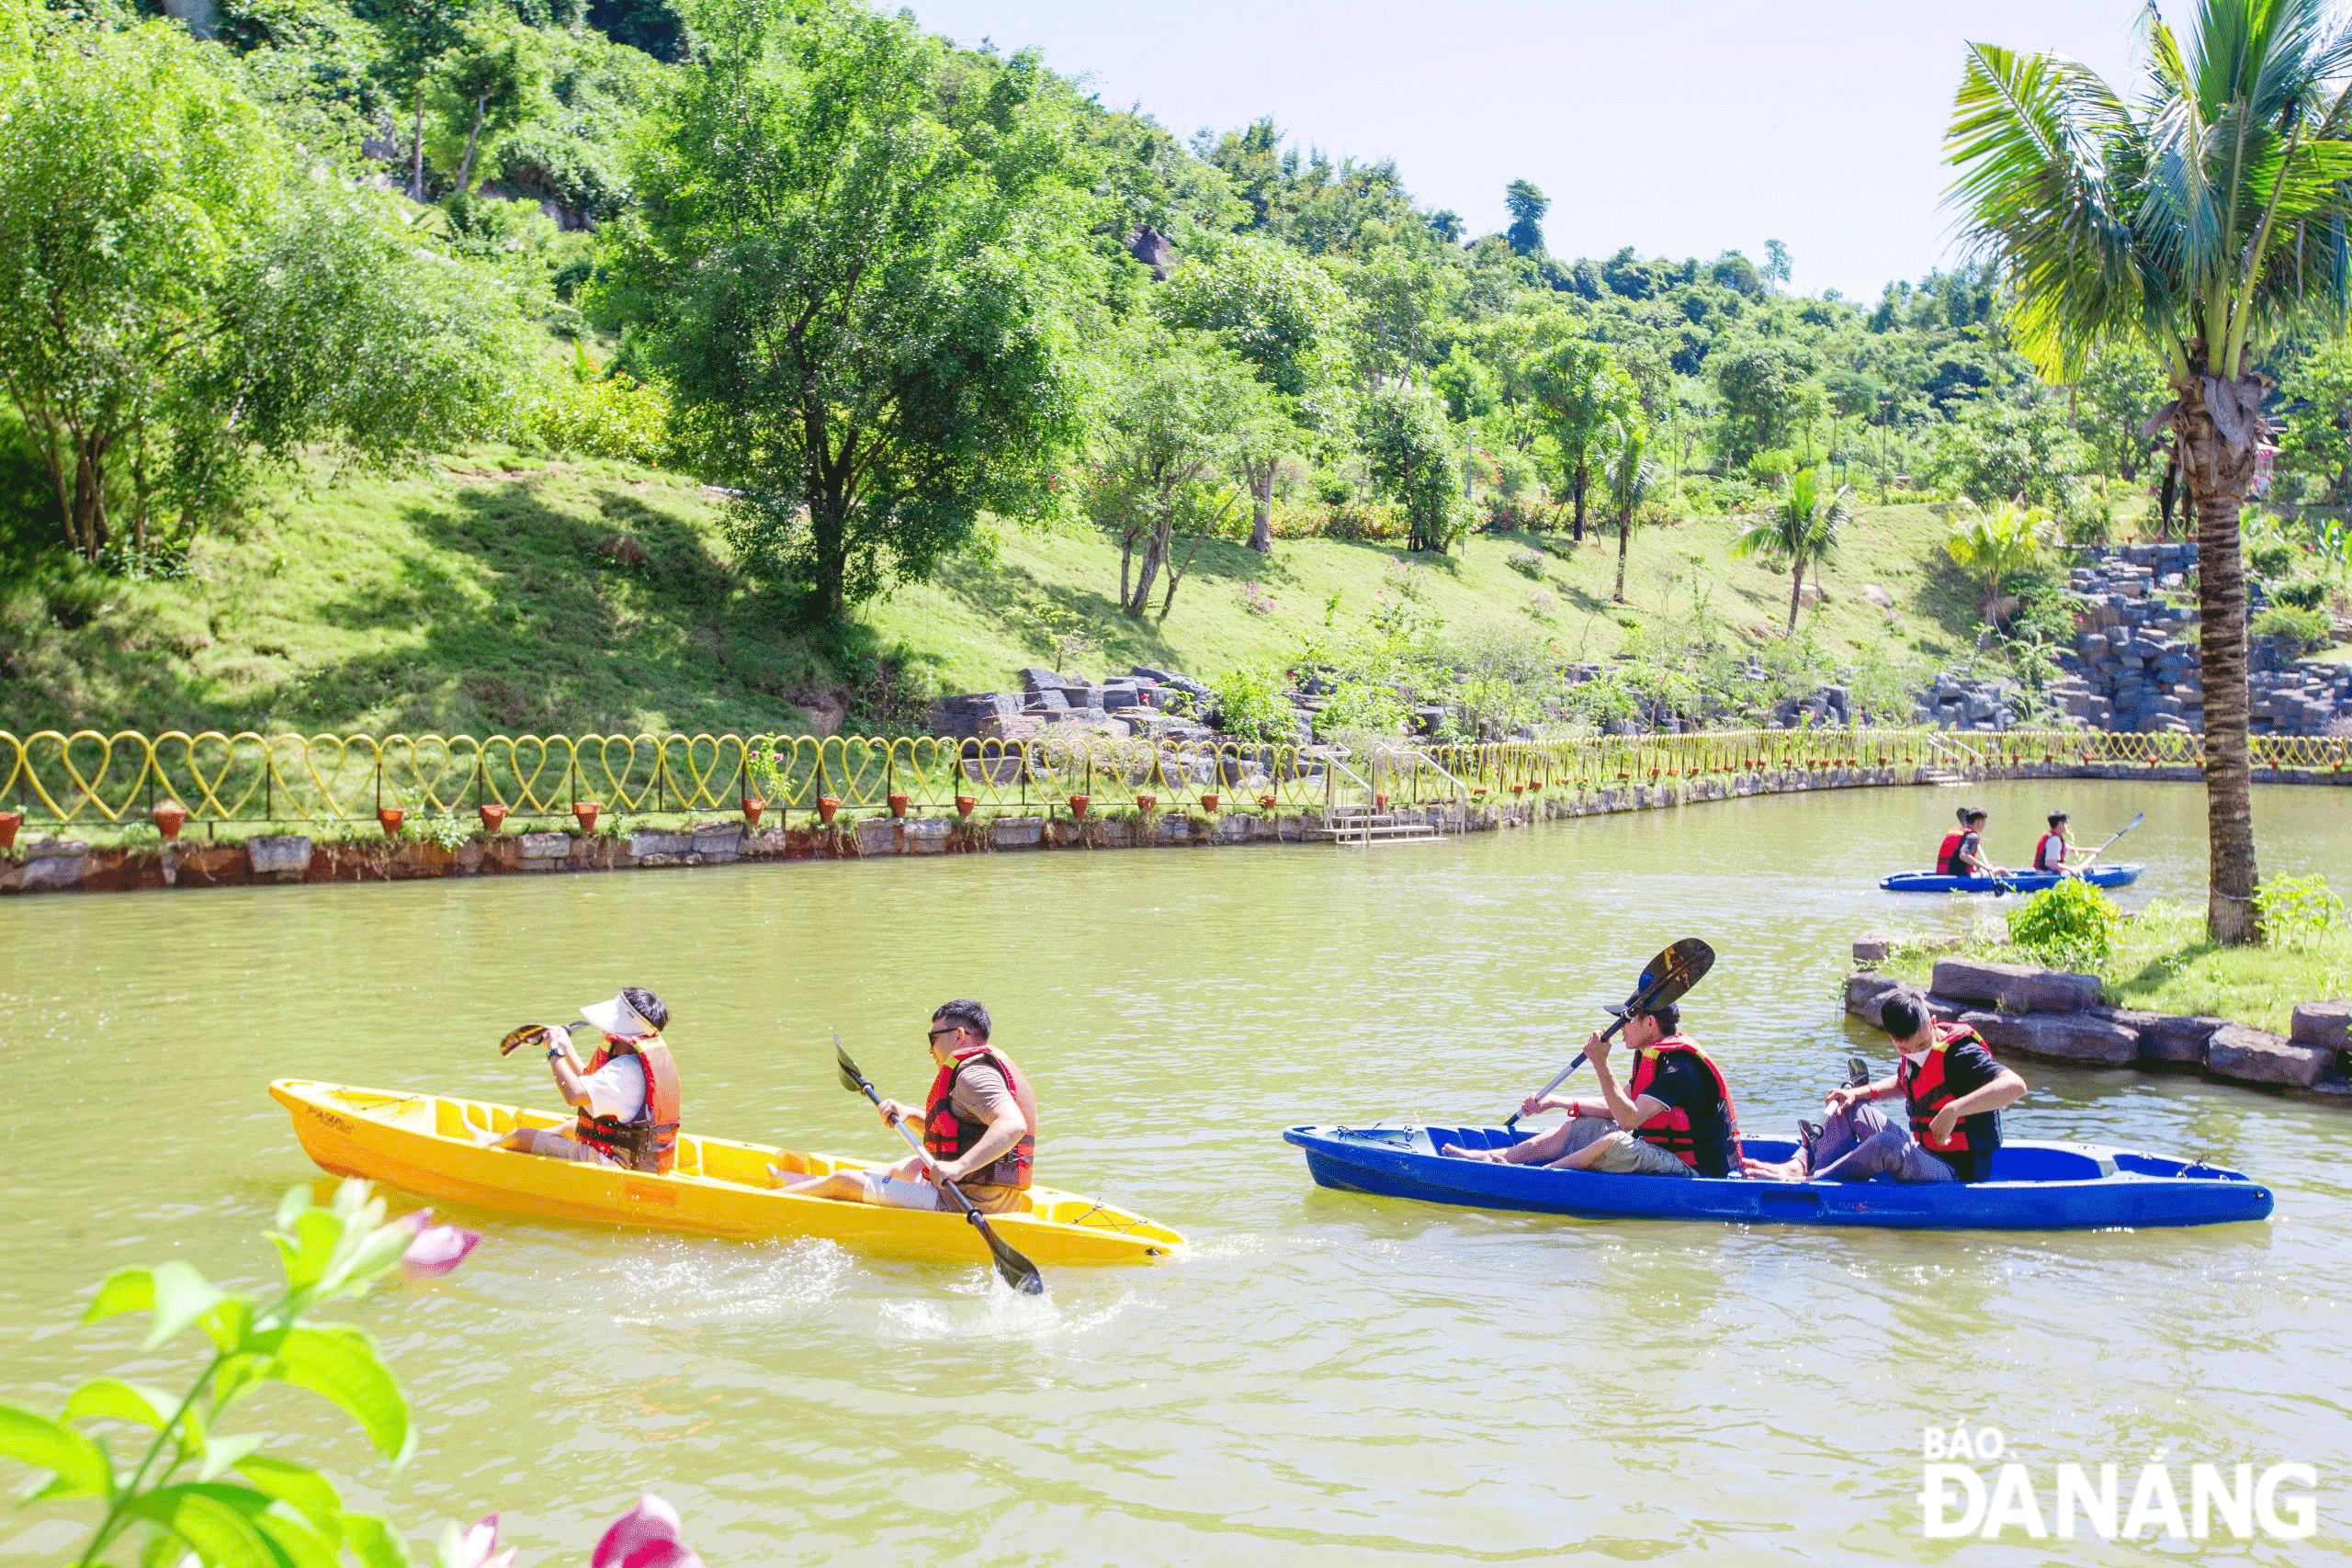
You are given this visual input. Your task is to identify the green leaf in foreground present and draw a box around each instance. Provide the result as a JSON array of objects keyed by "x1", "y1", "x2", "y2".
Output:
[
  {"x1": 0, "y1": 1402, "x2": 113, "y2": 1499},
  {"x1": 270, "y1": 1326, "x2": 413, "y2": 1466}
]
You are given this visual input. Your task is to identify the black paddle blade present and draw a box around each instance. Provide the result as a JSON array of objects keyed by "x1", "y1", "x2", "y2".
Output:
[
  {"x1": 973, "y1": 1216, "x2": 1046, "y2": 1295},
  {"x1": 1625, "y1": 938, "x2": 1714, "y2": 1011},
  {"x1": 833, "y1": 1035, "x2": 876, "y2": 1100}
]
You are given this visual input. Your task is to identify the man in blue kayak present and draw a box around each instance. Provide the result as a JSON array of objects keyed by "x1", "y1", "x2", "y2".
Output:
[
  {"x1": 1440, "y1": 999, "x2": 1740, "y2": 1178},
  {"x1": 1939, "y1": 808, "x2": 2007, "y2": 880},
  {"x1": 2030, "y1": 811, "x2": 2100, "y2": 876},
  {"x1": 1744, "y1": 987, "x2": 2026, "y2": 1184}
]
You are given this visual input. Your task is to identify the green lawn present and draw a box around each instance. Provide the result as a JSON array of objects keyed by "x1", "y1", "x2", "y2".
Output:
[{"x1": 1, "y1": 448, "x2": 1992, "y2": 738}]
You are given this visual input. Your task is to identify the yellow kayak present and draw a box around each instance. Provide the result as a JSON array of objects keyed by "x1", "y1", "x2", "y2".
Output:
[{"x1": 268, "y1": 1078, "x2": 1183, "y2": 1268}]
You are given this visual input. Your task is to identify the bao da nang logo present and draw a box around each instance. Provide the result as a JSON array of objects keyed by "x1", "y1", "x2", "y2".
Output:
[{"x1": 1918, "y1": 1427, "x2": 2318, "y2": 1541}]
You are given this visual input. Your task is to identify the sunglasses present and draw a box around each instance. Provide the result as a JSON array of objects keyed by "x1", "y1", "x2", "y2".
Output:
[{"x1": 927, "y1": 1024, "x2": 963, "y2": 1041}]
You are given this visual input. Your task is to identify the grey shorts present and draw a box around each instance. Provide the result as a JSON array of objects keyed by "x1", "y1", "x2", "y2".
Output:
[
  {"x1": 1557, "y1": 1117, "x2": 1695, "y2": 1178},
  {"x1": 857, "y1": 1171, "x2": 1023, "y2": 1213},
  {"x1": 515, "y1": 1128, "x2": 617, "y2": 1167}
]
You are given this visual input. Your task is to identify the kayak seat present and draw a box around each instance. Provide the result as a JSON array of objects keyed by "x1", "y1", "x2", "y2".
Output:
[{"x1": 1984, "y1": 1146, "x2": 2106, "y2": 1181}]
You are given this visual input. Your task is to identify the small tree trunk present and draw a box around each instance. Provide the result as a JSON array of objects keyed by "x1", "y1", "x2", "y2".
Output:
[
  {"x1": 2176, "y1": 380, "x2": 2263, "y2": 945},
  {"x1": 1159, "y1": 533, "x2": 1207, "y2": 621},
  {"x1": 1571, "y1": 461, "x2": 1589, "y2": 541},
  {"x1": 1612, "y1": 520, "x2": 1629, "y2": 601},
  {"x1": 1119, "y1": 536, "x2": 1133, "y2": 610},
  {"x1": 411, "y1": 85, "x2": 427, "y2": 201},
  {"x1": 455, "y1": 93, "x2": 489, "y2": 197},
  {"x1": 1247, "y1": 458, "x2": 1275, "y2": 554},
  {"x1": 1787, "y1": 563, "x2": 1804, "y2": 631}
]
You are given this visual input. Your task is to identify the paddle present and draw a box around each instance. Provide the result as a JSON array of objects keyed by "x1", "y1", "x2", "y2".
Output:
[
  {"x1": 1503, "y1": 938, "x2": 1716, "y2": 1131},
  {"x1": 499, "y1": 1021, "x2": 582, "y2": 1056},
  {"x1": 2079, "y1": 810, "x2": 2144, "y2": 865},
  {"x1": 831, "y1": 1031, "x2": 1046, "y2": 1297}
]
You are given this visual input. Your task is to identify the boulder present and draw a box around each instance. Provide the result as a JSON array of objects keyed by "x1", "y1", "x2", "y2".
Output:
[
  {"x1": 628, "y1": 829, "x2": 695, "y2": 859},
  {"x1": 243, "y1": 835, "x2": 313, "y2": 874},
  {"x1": 989, "y1": 817, "x2": 1044, "y2": 850},
  {"x1": 1929, "y1": 958, "x2": 2103, "y2": 1014},
  {"x1": 1861, "y1": 583, "x2": 1895, "y2": 610},
  {"x1": 2290, "y1": 1000, "x2": 2351, "y2": 1051},
  {"x1": 516, "y1": 831, "x2": 571, "y2": 860},
  {"x1": 14, "y1": 844, "x2": 90, "y2": 890},
  {"x1": 1852, "y1": 931, "x2": 1904, "y2": 964},
  {"x1": 903, "y1": 818, "x2": 955, "y2": 854},
  {"x1": 1845, "y1": 973, "x2": 1901, "y2": 1025},
  {"x1": 2135, "y1": 1012, "x2": 2226, "y2": 1065},
  {"x1": 2205, "y1": 1023, "x2": 2331, "y2": 1088},
  {"x1": 690, "y1": 822, "x2": 744, "y2": 863},
  {"x1": 1959, "y1": 1009, "x2": 2140, "y2": 1066},
  {"x1": 854, "y1": 818, "x2": 899, "y2": 855}
]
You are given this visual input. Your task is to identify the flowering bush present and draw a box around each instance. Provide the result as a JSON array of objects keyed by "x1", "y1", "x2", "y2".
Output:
[
  {"x1": 1238, "y1": 580, "x2": 1278, "y2": 615},
  {"x1": 1504, "y1": 547, "x2": 1545, "y2": 580}
]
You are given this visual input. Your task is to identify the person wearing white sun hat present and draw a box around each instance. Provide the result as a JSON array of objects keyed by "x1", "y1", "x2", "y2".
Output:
[{"x1": 485, "y1": 987, "x2": 683, "y2": 1172}]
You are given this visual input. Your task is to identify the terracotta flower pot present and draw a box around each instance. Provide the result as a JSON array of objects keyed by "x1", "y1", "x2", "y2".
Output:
[
  {"x1": 572, "y1": 801, "x2": 601, "y2": 834},
  {"x1": 152, "y1": 800, "x2": 187, "y2": 840},
  {"x1": 478, "y1": 802, "x2": 508, "y2": 833},
  {"x1": 1068, "y1": 794, "x2": 1090, "y2": 820},
  {"x1": 888, "y1": 793, "x2": 909, "y2": 818},
  {"x1": 818, "y1": 795, "x2": 840, "y2": 825},
  {"x1": 1511, "y1": 784, "x2": 1524, "y2": 796},
  {"x1": 0, "y1": 810, "x2": 18, "y2": 850},
  {"x1": 743, "y1": 797, "x2": 765, "y2": 827},
  {"x1": 1374, "y1": 793, "x2": 1389, "y2": 810},
  {"x1": 1199, "y1": 793, "x2": 1219, "y2": 813},
  {"x1": 956, "y1": 794, "x2": 977, "y2": 818},
  {"x1": 379, "y1": 806, "x2": 406, "y2": 838},
  {"x1": 1136, "y1": 794, "x2": 1156, "y2": 813},
  {"x1": 1260, "y1": 794, "x2": 1276, "y2": 810}
]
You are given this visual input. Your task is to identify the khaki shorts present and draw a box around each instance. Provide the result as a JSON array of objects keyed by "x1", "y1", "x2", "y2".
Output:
[{"x1": 1580, "y1": 1130, "x2": 1695, "y2": 1178}]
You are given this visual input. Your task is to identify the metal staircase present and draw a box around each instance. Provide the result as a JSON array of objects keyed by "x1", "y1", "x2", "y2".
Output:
[{"x1": 1309, "y1": 746, "x2": 1469, "y2": 847}]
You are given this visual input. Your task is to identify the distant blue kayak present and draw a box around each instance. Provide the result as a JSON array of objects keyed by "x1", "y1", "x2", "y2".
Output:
[
  {"x1": 1283, "y1": 1123, "x2": 2271, "y2": 1230},
  {"x1": 1880, "y1": 863, "x2": 2143, "y2": 895}
]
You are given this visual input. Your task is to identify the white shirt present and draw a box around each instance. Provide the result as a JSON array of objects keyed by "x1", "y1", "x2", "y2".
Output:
[{"x1": 581, "y1": 1054, "x2": 648, "y2": 1123}]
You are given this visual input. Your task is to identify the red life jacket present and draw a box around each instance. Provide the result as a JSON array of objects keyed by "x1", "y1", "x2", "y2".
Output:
[
  {"x1": 1626, "y1": 1036, "x2": 1743, "y2": 1172},
  {"x1": 1896, "y1": 1022, "x2": 1987, "y2": 1152},
  {"x1": 573, "y1": 1034, "x2": 682, "y2": 1174},
  {"x1": 1936, "y1": 831, "x2": 1967, "y2": 875},
  {"x1": 2033, "y1": 831, "x2": 2065, "y2": 873},
  {"x1": 924, "y1": 1043, "x2": 1037, "y2": 1190}
]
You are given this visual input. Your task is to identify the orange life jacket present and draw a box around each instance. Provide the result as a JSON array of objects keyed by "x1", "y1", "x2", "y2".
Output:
[
  {"x1": 1937, "y1": 831, "x2": 1967, "y2": 875},
  {"x1": 924, "y1": 1043, "x2": 1037, "y2": 1190},
  {"x1": 1626, "y1": 1035, "x2": 1743, "y2": 1173},
  {"x1": 2033, "y1": 831, "x2": 2065, "y2": 873},
  {"x1": 573, "y1": 1034, "x2": 681, "y2": 1174},
  {"x1": 1896, "y1": 1022, "x2": 1989, "y2": 1152}
]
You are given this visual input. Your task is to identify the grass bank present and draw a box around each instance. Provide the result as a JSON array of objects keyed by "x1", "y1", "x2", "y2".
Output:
[
  {"x1": 2, "y1": 447, "x2": 1991, "y2": 737},
  {"x1": 1880, "y1": 901, "x2": 2351, "y2": 1035}
]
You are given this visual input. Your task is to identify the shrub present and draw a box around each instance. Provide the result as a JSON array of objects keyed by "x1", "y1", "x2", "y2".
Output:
[
  {"x1": 530, "y1": 372, "x2": 673, "y2": 464},
  {"x1": 1212, "y1": 665, "x2": 1297, "y2": 742},
  {"x1": 413, "y1": 810, "x2": 473, "y2": 850},
  {"x1": 2253, "y1": 604, "x2": 2332, "y2": 656},
  {"x1": 2007, "y1": 877, "x2": 2123, "y2": 971},
  {"x1": 2271, "y1": 579, "x2": 2330, "y2": 611},
  {"x1": 2254, "y1": 873, "x2": 2345, "y2": 949},
  {"x1": 2247, "y1": 542, "x2": 2298, "y2": 579},
  {"x1": 1505, "y1": 546, "x2": 1545, "y2": 579},
  {"x1": 1316, "y1": 676, "x2": 1411, "y2": 739}
]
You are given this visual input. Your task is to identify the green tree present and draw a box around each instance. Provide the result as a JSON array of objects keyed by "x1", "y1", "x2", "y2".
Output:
[
  {"x1": 2279, "y1": 333, "x2": 2352, "y2": 503},
  {"x1": 0, "y1": 17, "x2": 530, "y2": 559},
  {"x1": 1926, "y1": 396, "x2": 2084, "y2": 507},
  {"x1": 1604, "y1": 412, "x2": 1661, "y2": 602},
  {"x1": 1504, "y1": 178, "x2": 1548, "y2": 255},
  {"x1": 1157, "y1": 234, "x2": 1347, "y2": 553},
  {"x1": 1523, "y1": 329, "x2": 1634, "y2": 539},
  {"x1": 1084, "y1": 325, "x2": 1281, "y2": 617},
  {"x1": 363, "y1": 0, "x2": 478, "y2": 200},
  {"x1": 1733, "y1": 468, "x2": 1855, "y2": 630},
  {"x1": 429, "y1": 17, "x2": 551, "y2": 197},
  {"x1": 1946, "y1": 0, "x2": 2352, "y2": 941},
  {"x1": 1357, "y1": 382, "x2": 1467, "y2": 553},
  {"x1": 1943, "y1": 501, "x2": 2050, "y2": 628},
  {"x1": 1710, "y1": 338, "x2": 1816, "y2": 464},
  {"x1": 2074, "y1": 344, "x2": 2171, "y2": 482},
  {"x1": 601, "y1": 0, "x2": 1099, "y2": 620}
]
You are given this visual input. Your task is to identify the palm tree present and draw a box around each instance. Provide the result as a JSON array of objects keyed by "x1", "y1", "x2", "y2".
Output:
[
  {"x1": 1944, "y1": 0, "x2": 2352, "y2": 942},
  {"x1": 1732, "y1": 468, "x2": 1854, "y2": 630},
  {"x1": 1605, "y1": 414, "x2": 1661, "y2": 602},
  {"x1": 1943, "y1": 500, "x2": 2050, "y2": 628}
]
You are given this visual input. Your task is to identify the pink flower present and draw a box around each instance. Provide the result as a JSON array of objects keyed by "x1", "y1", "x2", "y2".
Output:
[
  {"x1": 593, "y1": 1495, "x2": 703, "y2": 1568},
  {"x1": 396, "y1": 1209, "x2": 482, "y2": 1280},
  {"x1": 447, "y1": 1514, "x2": 514, "y2": 1568}
]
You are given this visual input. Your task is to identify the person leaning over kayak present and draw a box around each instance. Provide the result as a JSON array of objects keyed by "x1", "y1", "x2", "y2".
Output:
[
  {"x1": 1743, "y1": 987, "x2": 2026, "y2": 1185},
  {"x1": 1442, "y1": 1000, "x2": 1741, "y2": 1178},
  {"x1": 483, "y1": 987, "x2": 682, "y2": 1172},
  {"x1": 778, "y1": 998, "x2": 1036, "y2": 1214}
]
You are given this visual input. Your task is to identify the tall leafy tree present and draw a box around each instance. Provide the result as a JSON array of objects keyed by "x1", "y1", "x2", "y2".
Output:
[
  {"x1": 1524, "y1": 329, "x2": 1634, "y2": 539},
  {"x1": 360, "y1": 0, "x2": 478, "y2": 200},
  {"x1": 0, "y1": 17, "x2": 530, "y2": 558},
  {"x1": 1157, "y1": 234, "x2": 1347, "y2": 553},
  {"x1": 602, "y1": 0, "x2": 1100, "y2": 620},
  {"x1": 1733, "y1": 468, "x2": 1854, "y2": 629},
  {"x1": 1945, "y1": 0, "x2": 2352, "y2": 942},
  {"x1": 1504, "y1": 178, "x2": 1548, "y2": 255},
  {"x1": 1709, "y1": 338, "x2": 1816, "y2": 463},
  {"x1": 1943, "y1": 501, "x2": 2050, "y2": 629},
  {"x1": 430, "y1": 17, "x2": 551, "y2": 197},
  {"x1": 1357, "y1": 382, "x2": 1467, "y2": 553},
  {"x1": 1603, "y1": 412, "x2": 1661, "y2": 602}
]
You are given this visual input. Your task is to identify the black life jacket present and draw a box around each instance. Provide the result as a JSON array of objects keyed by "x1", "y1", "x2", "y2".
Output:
[
  {"x1": 1626, "y1": 1037, "x2": 1743, "y2": 1172},
  {"x1": 923, "y1": 1044, "x2": 1037, "y2": 1190},
  {"x1": 1896, "y1": 1023, "x2": 1989, "y2": 1153}
]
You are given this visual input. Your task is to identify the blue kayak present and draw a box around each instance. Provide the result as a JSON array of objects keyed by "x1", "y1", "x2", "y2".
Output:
[
  {"x1": 1880, "y1": 862, "x2": 2143, "y2": 895},
  {"x1": 1283, "y1": 1123, "x2": 2272, "y2": 1230}
]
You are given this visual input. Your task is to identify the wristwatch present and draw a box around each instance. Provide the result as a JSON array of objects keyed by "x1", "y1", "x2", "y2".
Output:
[{"x1": 547, "y1": 1044, "x2": 566, "y2": 1063}]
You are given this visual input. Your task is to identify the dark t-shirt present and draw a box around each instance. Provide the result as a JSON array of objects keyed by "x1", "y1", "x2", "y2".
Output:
[
  {"x1": 1636, "y1": 1053, "x2": 1736, "y2": 1178},
  {"x1": 1908, "y1": 1039, "x2": 2006, "y2": 1182},
  {"x1": 1954, "y1": 830, "x2": 1983, "y2": 872}
]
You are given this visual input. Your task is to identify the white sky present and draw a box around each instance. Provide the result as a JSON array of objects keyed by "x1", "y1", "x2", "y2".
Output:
[{"x1": 901, "y1": 0, "x2": 2150, "y2": 299}]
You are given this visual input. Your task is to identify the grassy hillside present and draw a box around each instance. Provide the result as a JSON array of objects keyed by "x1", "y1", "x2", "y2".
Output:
[{"x1": 0, "y1": 450, "x2": 1995, "y2": 737}]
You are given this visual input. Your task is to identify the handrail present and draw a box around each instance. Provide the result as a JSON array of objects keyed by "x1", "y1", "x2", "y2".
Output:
[{"x1": 1923, "y1": 732, "x2": 1984, "y2": 768}]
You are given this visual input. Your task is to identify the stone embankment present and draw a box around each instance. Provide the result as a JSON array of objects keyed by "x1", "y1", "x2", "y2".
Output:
[{"x1": 1846, "y1": 957, "x2": 2351, "y2": 1095}]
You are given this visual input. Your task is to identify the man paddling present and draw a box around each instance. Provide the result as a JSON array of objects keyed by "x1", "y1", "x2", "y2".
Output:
[
  {"x1": 1744, "y1": 987, "x2": 2025, "y2": 1185},
  {"x1": 1943, "y1": 808, "x2": 2005, "y2": 880},
  {"x1": 2031, "y1": 811, "x2": 2098, "y2": 876},
  {"x1": 1443, "y1": 998, "x2": 1741, "y2": 1178},
  {"x1": 779, "y1": 999, "x2": 1036, "y2": 1214},
  {"x1": 484, "y1": 987, "x2": 682, "y2": 1172}
]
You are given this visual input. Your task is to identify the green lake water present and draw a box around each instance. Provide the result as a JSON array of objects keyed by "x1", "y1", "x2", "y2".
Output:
[{"x1": 4, "y1": 778, "x2": 2349, "y2": 1564}]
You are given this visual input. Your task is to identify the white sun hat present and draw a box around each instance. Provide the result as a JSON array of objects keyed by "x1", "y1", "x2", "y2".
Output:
[{"x1": 581, "y1": 992, "x2": 659, "y2": 1037}]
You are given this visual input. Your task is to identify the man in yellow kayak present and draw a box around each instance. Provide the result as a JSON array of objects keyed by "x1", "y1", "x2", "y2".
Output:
[
  {"x1": 483, "y1": 987, "x2": 683, "y2": 1173},
  {"x1": 778, "y1": 998, "x2": 1037, "y2": 1214}
]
